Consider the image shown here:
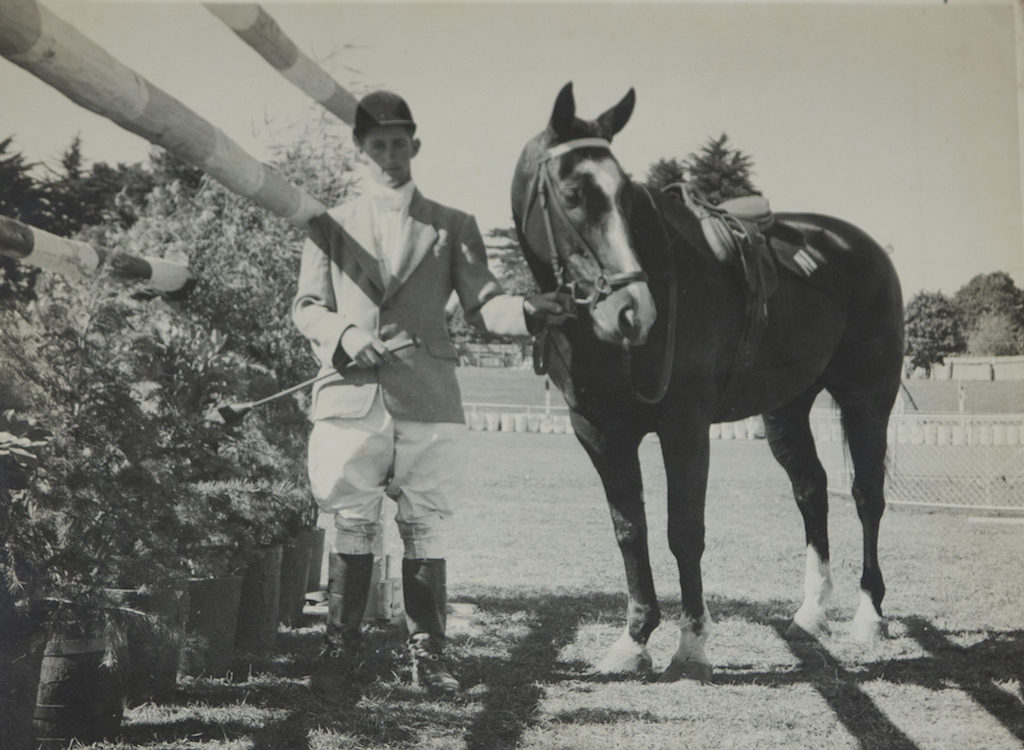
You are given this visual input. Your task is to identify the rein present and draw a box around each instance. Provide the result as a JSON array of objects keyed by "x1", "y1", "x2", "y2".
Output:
[
  {"x1": 523, "y1": 137, "x2": 679, "y2": 405},
  {"x1": 630, "y1": 185, "x2": 678, "y2": 405}
]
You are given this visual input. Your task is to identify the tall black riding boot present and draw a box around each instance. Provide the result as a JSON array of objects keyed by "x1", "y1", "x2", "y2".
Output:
[
  {"x1": 403, "y1": 558, "x2": 459, "y2": 695},
  {"x1": 310, "y1": 552, "x2": 373, "y2": 702}
]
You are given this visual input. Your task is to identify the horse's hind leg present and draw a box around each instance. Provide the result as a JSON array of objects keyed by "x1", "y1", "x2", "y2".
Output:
[
  {"x1": 763, "y1": 386, "x2": 834, "y2": 639},
  {"x1": 836, "y1": 399, "x2": 892, "y2": 643}
]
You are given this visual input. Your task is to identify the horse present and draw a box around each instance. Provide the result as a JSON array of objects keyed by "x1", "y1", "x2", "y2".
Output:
[{"x1": 511, "y1": 83, "x2": 904, "y2": 682}]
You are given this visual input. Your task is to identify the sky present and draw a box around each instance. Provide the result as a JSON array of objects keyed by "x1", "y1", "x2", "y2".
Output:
[{"x1": 1, "y1": 0, "x2": 1022, "y2": 298}]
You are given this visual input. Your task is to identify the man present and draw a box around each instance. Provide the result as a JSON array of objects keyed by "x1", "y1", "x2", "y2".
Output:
[{"x1": 293, "y1": 90, "x2": 569, "y2": 699}]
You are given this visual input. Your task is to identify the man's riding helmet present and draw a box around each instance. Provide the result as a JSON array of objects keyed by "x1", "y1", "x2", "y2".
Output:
[{"x1": 353, "y1": 90, "x2": 417, "y2": 140}]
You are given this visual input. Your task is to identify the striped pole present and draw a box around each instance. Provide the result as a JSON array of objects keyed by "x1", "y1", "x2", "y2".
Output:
[
  {"x1": 204, "y1": 3, "x2": 358, "y2": 126},
  {"x1": 0, "y1": 0, "x2": 327, "y2": 233},
  {"x1": 0, "y1": 215, "x2": 194, "y2": 295}
]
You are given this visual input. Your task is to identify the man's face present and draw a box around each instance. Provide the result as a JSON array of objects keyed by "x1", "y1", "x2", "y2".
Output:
[{"x1": 356, "y1": 125, "x2": 419, "y2": 188}]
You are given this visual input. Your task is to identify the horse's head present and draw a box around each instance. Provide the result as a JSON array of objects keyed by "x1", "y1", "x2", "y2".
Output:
[{"x1": 512, "y1": 82, "x2": 656, "y2": 348}]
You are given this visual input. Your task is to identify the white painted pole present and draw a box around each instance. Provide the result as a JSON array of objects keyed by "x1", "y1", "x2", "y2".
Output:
[
  {"x1": 0, "y1": 215, "x2": 193, "y2": 295},
  {"x1": 204, "y1": 3, "x2": 357, "y2": 126},
  {"x1": 0, "y1": 0, "x2": 327, "y2": 233}
]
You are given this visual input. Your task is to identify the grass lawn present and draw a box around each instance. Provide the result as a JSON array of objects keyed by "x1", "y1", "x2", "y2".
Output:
[
  {"x1": 65, "y1": 432, "x2": 1022, "y2": 750},
  {"x1": 455, "y1": 366, "x2": 1024, "y2": 415}
]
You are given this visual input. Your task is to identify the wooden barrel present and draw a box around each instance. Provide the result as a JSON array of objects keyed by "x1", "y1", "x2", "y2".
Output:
[
  {"x1": 180, "y1": 576, "x2": 243, "y2": 677},
  {"x1": 235, "y1": 545, "x2": 283, "y2": 652},
  {"x1": 33, "y1": 636, "x2": 127, "y2": 748},
  {"x1": 107, "y1": 585, "x2": 188, "y2": 706},
  {"x1": 278, "y1": 533, "x2": 313, "y2": 627}
]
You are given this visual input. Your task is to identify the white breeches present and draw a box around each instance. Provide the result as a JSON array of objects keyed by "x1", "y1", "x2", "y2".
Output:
[{"x1": 308, "y1": 390, "x2": 466, "y2": 559}]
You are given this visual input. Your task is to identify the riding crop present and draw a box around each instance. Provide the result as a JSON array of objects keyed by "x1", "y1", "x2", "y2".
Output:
[{"x1": 216, "y1": 331, "x2": 419, "y2": 425}]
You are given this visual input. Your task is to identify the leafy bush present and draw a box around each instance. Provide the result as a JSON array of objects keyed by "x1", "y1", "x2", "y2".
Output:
[{"x1": 1, "y1": 107, "x2": 357, "y2": 627}]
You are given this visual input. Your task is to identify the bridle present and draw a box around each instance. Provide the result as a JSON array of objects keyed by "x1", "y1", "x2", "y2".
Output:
[
  {"x1": 521, "y1": 136, "x2": 679, "y2": 405},
  {"x1": 521, "y1": 137, "x2": 648, "y2": 311}
]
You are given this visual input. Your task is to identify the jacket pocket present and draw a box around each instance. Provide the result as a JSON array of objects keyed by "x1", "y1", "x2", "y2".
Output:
[
  {"x1": 423, "y1": 338, "x2": 458, "y2": 361},
  {"x1": 311, "y1": 379, "x2": 377, "y2": 420}
]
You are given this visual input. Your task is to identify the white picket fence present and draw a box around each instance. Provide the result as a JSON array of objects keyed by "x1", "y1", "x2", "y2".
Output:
[
  {"x1": 464, "y1": 403, "x2": 767, "y2": 439},
  {"x1": 465, "y1": 403, "x2": 1024, "y2": 512}
]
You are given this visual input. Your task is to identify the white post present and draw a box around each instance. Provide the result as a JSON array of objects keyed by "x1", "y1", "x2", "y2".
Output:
[
  {"x1": 0, "y1": 215, "x2": 192, "y2": 294},
  {"x1": 204, "y1": 4, "x2": 358, "y2": 125},
  {"x1": 0, "y1": 0, "x2": 327, "y2": 233}
]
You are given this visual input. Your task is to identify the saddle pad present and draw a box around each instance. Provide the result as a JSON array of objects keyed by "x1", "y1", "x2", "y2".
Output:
[{"x1": 767, "y1": 222, "x2": 828, "y2": 282}]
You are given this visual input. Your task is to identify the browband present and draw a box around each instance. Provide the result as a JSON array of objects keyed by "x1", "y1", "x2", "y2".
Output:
[{"x1": 542, "y1": 137, "x2": 612, "y2": 162}]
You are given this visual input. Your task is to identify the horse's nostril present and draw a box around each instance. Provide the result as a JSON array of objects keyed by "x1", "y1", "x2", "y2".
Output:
[{"x1": 619, "y1": 307, "x2": 638, "y2": 338}]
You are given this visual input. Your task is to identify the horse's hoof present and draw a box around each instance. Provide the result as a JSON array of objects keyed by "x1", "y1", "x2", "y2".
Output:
[
  {"x1": 660, "y1": 658, "x2": 713, "y2": 684},
  {"x1": 850, "y1": 617, "x2": 889, "y2": 644},
  {"x1": 589, "y1": 648, "x2": 653, "y2": 678}
]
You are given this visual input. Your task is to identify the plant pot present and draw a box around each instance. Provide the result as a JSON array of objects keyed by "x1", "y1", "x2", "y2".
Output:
[
  {"x1": 179, "y1": 576, "x2": 243, "y2": 678},
  {"x1": 1, "y1": 599, "x2": 43, "y2": 750},
  {"x1": 278, "y1": 532, "x2": 313, "y2": 628},
  {"x1": 306, "y1": 526, "x2": 327, "y2": 591},
  {"x1": 106, "y1": 584, "x2": 188, "y2": 706},
  {"x1": 234, "y1": 545, "x2": 282, "y2": 652},
  {"x1": 33, "y1": 634, "x2": 128, "y2": 749}
]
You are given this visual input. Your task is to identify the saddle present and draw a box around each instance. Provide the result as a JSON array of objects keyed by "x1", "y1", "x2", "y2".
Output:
[{"x1": 665, "y1": 183, "x2": 827, "y2": 369}]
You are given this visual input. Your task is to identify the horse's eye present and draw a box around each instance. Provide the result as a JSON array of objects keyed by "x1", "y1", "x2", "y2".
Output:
[{"x1": 562, "y1": 187, "x2": 581, "y2": 207}]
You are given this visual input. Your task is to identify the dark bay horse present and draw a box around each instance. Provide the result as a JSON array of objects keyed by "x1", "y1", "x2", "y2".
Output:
[{"x1": 512, "y1": 83, "x2": 903, "y2": 681}]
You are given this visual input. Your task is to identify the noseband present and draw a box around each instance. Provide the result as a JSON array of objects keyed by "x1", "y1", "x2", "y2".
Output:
[{"x1": 523, "y1": 137, "x2": 648, "y2": 311}]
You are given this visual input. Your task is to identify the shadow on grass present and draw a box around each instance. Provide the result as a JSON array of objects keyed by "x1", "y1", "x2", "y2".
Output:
[
  {"x1": 901, "y1": 617, "x2": 1024, "y2": 743},
  {"x1": 460, "y1": 592, "x2": 623, "y2": 749},
  {"x1": 110, "y1": 594, "x2": 1024, "y2": 750},
  {"x1": 708, "y1": 597, "x2": 1024, "y2": 749}
]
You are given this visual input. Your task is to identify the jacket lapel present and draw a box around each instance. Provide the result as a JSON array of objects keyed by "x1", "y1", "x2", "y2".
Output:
[
  {"x1": 336, "y1": 201, "x2": 386, "y2": 297},
  {"x1": 383, "y1": 190, "x2": 438, "y2": 301}
]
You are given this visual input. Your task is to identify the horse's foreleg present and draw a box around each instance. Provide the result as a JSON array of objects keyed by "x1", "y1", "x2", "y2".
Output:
[
  {"x1": 764, "y1": 391, "x2": 834, "y2": 640},
  {"x1": 574, "y1": 414, "x2": 659, "y2": 676},
  {"x1": 659, "y1": 421, "x2": 713, "y2": 683}
]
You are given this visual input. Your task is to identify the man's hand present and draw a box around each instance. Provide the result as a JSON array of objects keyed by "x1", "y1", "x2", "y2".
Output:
[
  {"x1": 340, "y1": 327, "x2": 401, "y2": 369},
  {"x1": 523, "y1": 291, "x2": 576, "y2": 326}
]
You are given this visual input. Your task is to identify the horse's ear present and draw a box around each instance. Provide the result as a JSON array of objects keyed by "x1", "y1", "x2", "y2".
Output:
[
  {"x1": 597, "y1": 88, "x2": 635, "y2": 140},
  {"x1": 549, "y1": 82, "x2": 576, "y2": 140}
]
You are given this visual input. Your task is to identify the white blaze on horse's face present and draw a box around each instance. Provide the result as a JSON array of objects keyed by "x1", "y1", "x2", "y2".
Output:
[{"x1": 562, "y1": 152, "x2": 657, "y2": 347}]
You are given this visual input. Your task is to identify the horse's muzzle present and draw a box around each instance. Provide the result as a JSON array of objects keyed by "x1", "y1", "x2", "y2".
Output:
[{"x1": 591, "y1": 281, "x2": 656, "y2": 347}]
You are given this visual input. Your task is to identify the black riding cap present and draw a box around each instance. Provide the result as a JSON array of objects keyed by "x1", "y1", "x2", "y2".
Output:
[{"x1": 354, "y1": 90, "x2": 417, "y2": 140}]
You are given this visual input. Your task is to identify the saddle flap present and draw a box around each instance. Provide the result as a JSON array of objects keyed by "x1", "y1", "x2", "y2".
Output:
[{"x1": 665, "y1": 183, "x2": 778, "y2": 300}]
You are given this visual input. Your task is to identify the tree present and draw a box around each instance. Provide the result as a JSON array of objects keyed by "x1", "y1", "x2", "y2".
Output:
[
  {"x1": 0, "y1": 137, "x2": 44, "y2": 305},
  {"x1": 645, "y1": 133, "x2": 759, "y2": 204},
  {"x1": 643, "y1": 157, "x2": 687, "y2": 193},
  {"x1": 952, "y1": 271, "x2": 1024, "y2": 345},
  {"x1": 81, "y1": 161, "x2": 156, "y2": 229},
  {"x1": 966, "y1": 312, "x2": 1022, "y2": 356},
  {"x1": 0, "y1": 136, "x2": 44, "y2": 224},
  {"x1": 903, "y1": 291, "x2": 966, "y2": 373},
  {"x1": 36, "y1": 134, "x2": 88, "y2": 237}
]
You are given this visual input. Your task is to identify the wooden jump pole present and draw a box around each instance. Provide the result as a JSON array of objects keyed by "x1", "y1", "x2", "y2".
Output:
[
  {"x1": 0, "y1": 0, "x2": 328, "y2": 236},
  {"x1": 0, "y1": 215, "x2": 194, "y2": 295},
  {"x1": 204, "y1": 3, "x2": 357, "y2": 126}
]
